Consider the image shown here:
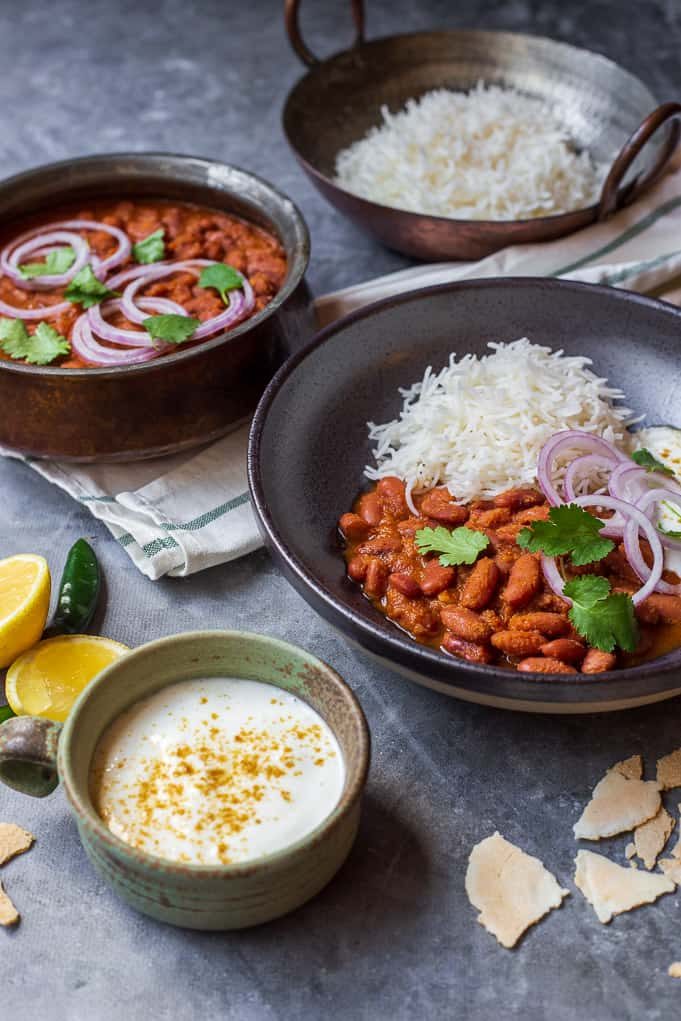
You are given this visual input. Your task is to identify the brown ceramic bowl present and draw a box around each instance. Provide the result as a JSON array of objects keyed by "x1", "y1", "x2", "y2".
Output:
[
  {"x1": 283, "y1": 0, "x2": 681, "y2": 261},
  {"x1": 0, "y1": 153, "x2": 312, "y2": 462}
]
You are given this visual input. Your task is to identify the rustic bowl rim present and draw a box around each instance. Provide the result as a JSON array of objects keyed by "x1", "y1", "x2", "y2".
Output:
[
  {"x1": 58, "y1": 628, "x2": 370, "y2": 876},
  {"x1": 248, "y1": 276, "x2": 681, "y2": 696},
  {"x1": 0, "y1": 152, "x2": 310, "y2": 378},
  {"x1": 283, "y1": 26, "x2": 661, "y2": 228}
]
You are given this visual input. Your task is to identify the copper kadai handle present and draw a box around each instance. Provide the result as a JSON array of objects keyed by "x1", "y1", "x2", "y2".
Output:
[
  {"x1": 285, "y1": 0, "x2": 365, "y2": 67},
  {"x1": 598, "y1": 102, "x2": 681, "y2": 219}
]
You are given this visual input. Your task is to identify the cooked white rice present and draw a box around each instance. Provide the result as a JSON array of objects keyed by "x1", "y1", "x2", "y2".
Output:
[
  {"x1": 365, "y1": 339, "x2": 637, "y2": 504},
  {"x1": 335, "y1": 84, "x2": 604, "y2": 221}
]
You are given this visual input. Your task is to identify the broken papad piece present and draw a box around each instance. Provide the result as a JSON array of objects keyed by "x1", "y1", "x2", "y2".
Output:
[
  {"x1": 634, "y1": 807, "x2": 675, "y2": 870},
  {"x1": 0, "y1": 880, "x2": 19, "y2": 927},
  {"x1": 574, "y1": 850, "x2": 675, "y2": 924},
  {"x1": 573, "y1": 771, "x2": 661, "y2": 840},
  {"x1": 465, "y1": 832, "x2": 569, "y2": 949},
  {"x1": 657, "y1": 748, "x2": 681, "y2": 790},
  {"x1": 610, "y1": 755, "x2": 643, "y2": 781},
  {"x1": 625, "y1": 842, "x2": 636, "y2": 860},
  {"x1": 658, "y1": 857, "x2": 681, "y2": 883},
  {"x1": 0, "y1": 823, "x2": 34, "y2": 866},
  {"x1": 669, "y1": 962, "x2": 681, "y2": 979}
]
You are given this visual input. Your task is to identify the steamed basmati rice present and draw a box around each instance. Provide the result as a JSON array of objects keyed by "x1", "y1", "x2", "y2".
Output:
[
  {"x1": 335, "y1": 85, "x2": 604, "y2": 221},
  {"x1": 365, "y1": 339, "x2": 637, "y2": 504}
]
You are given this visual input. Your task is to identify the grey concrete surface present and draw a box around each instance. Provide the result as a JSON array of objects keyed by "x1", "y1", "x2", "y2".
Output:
[{"x1": 2, "y1": 1, "x2": 681, "y2": 1018}]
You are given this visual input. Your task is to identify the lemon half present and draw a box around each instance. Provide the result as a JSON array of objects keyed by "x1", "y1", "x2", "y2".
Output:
[
  {"x1": 6, "y1": 635, "x2": 129, "y2": 722},
  {"x1": 0, "y1": 554, "x2": 51, "y2": 669}
]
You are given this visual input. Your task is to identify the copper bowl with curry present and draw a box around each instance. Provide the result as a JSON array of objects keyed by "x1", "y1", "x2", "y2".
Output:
[{"x1": 0, "y1": 153, "x2": 312, "y2": 461}]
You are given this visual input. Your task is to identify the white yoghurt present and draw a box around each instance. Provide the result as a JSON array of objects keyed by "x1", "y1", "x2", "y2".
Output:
[
  {"x1": 89, "y1": 677, "x2": 345, "y2": 866},
  {"x1": 636, "y1": 426, "x2": 681, "y2": 576}
]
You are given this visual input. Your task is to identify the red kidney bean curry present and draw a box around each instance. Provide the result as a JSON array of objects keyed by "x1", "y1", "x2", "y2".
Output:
[
  {"x1": 339, "y1": 478, "x2": 681, "y2": 674},
  {"x1": 0, "y1": 200, "x2": 287, "y2": 369}
]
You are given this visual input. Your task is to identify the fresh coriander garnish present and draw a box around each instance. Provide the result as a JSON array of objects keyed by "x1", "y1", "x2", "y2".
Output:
[
  {"x1": 19, "y1": 246, "x2": 76, "y2": 279},
  {"x1": 563, "y1": 575, "x2": 638, "y2": 654},
  {"x1": 517, "y1": 503, "x2": 614, "y2": 566},
  {"x1": 414, "y1": 525, "x2": 489, "y2": 566},
  {"x1": 65, "y1": 265, "x2": 118, "y2": 309},
  {"x1": 0, "y1": 319, "x2": 70, "y2": 365},
  {"x1": 143, "y1": 314, "x2": 199, "y2": 345},
  {"x1": 198, "y1": 263, "x2": 243, "y2": 304},
  {"x1": 133, "y1": 229, "x2": 165, "y2": 265},
  {"x1": 631, "y1": 448, "x2": 674, "y2": 477},
  {"x1": 658, "y1": 501, "x2": 681, "y2": 539}
]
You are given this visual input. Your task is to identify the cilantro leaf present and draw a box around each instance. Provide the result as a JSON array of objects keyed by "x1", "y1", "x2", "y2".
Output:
[
  {"x1": 414, "y1": 525, "x2": 489, "y2": 567},
  {"x1": 517, "y1": 503, "x2": 614, "y2": 566},
  {"x1": 563, "y1": 575, "x2": 638, "y2": 653},
  {"x1": 631, "y1": 448, "x2": 675, "y2": 477},
  {"x1": 659, "y1": 501, "x2": 681, "y2": 539},
  {"x1": 0, "y1": 319, "x2": 69, "y2": 365},
  {"x1": 133, "y1": 229, "x2": 165, "y2": 265},
  {"x1": 65, "y1": 265, "x2": 118, "y2": 308},
  {"x1": 199, "y1": 263, "x2": 244, "y2": 304},
  {"x1": 143, "y1": 314, "x2": 199, "y2": 346},
  {"x1": 19, "y1": 246, "x2": 76, "y2": 279}
]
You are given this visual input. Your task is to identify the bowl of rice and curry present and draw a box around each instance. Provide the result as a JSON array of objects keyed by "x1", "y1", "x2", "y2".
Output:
[
  {"x1": 0, "y1": 153, "x2": 311, "y2": 461},
  {"x1": 249, "y1": 278, "x2": 681, "y2": 713}
]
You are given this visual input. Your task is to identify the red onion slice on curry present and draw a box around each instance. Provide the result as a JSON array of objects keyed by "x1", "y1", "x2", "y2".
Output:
[
  {"x1": 0, "y1": 201, "x2": 287, "y2": 368},
  {"x1": 337, "y1": 340, "x2": 681, "y2": 675}
]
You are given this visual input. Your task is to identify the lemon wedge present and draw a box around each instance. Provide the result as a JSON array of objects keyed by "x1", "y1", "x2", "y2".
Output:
[
  {"x1": 6, "y1": 635, "x2": 129, "y2": 722},
  {"x1": 0, "y1": 554, "x2": 51, "y2": 669}
]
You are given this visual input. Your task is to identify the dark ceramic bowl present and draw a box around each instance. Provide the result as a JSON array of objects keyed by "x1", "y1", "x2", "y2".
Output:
[
  {"x1": 249, "y1": 278, "x2": 681, "y2": 714},
  {"x1": 0, "y1": 153, "x2": 312, "y2": 462}
]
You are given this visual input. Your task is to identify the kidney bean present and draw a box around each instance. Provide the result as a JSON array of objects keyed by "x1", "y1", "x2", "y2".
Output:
[
  {"x1": 347, "y1": 555, "x2": 368, "y2": 582},
  {"x1": 581, "y1": 649, "x2": 617, "y2": 673},
  {"x1": 539, "y1": 638, "x2": 586, "y2": 665},
  {"x1": 461, "y1": 558, "x2": 500, "y2": 610},
  {"x1": 517, "y1": 657, "x2": 577, "y2": 674},
  {"x1": 494, "y1": 522, "x2": 524, "y2": 543},
  {"x1": 640, "y1": 593, "x2": 681, "y2": 624},
  {"x1": 469, "y1": 507, "x2": 511, "y2": 529},
  {"x1": 494, "y1": 546, "x2": 519, "y2": 576},
  {"x1": 389, "y1": 572, "x2": 421, "y2": 598},
  {"x1": 420, "y1": 559, "x2": 456, "y2": 597},
  {"x1": 364, "y1": 559, "x2": 387, "y2": 599},
  {"x1": 357, "y1": 490, "x2": 382, "y2": 527},
  {"x1": 533, "y1": 592, "x2": 570, "y2": 614},
  {"x1": 491, "y1": 630, "x2": 547, "y2": 656},
  {"x1": 357, "y1": 534, "x2": 403, "y2": 556},
  {"x1": 493, "y1": 488, "x2": 544, "y2": 510},
  {"x1": 603, "y1": 544, "x2": 641, "y2": 586},
  {"x1": 509, "y1": 612, "x2": 570, "y2": 637},
  {"x1": 503, "y1": 554, "x2": 541, "y2": 609},
  {"x1": 397, "y1": 517, "x2": 429, "y2": 536},
  {"x1": 514, "y1": 504, "x2": 550, "y2": 525},
  {"x1": 385, "y1": 588, "x2": 438, "y2": 636},
  {"x1": 376, "y1": 476, "x2": 409, "y2": 519},
  {"x1": 440, "y1": 606, "x2": 493, "y2": 643},
  {"x1": 338, "y1": 513, "x2": 371, "y2": 541},
  {"x1": 420, "y1": 488, "x2": 469, "y2": 525},
  {"x1": 442, "y1": 633, "x2": 494, "y2": 664}
]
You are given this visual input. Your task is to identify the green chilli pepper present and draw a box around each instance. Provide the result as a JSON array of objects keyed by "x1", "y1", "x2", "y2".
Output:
[
  {"x1": 0, "y1": 705, "x2": 15, "y2": 724},
  {"x1": 45, "y1": 539, "x2": 101, "y2": 638}
]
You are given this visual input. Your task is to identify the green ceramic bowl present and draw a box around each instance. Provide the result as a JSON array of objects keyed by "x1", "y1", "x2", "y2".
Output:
[{"x1": 0, "y1": 630, "x2": 370, "y2": 929}]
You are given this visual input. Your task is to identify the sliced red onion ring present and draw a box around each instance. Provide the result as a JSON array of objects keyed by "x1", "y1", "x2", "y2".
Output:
[
  {"x1": 634, "y1": 487, "x2": 681, "y2": 563},
  {"x1": 572, "y1": 494, "x2": 663, "y2": 605},
  {"x1": 1, "y1": 219, "x2": 131, "y2": 286},
  {"x1": 0, "y1": 296, "x2": 72, "y2": 320},
  {"x1": 537, "y1": 430, "x2": 627, "y2": 505},
  {"x1": 87, "y1": 297, "x2": 183, "y2": 347},
  {"x1": 3, "y1": 231, "x2": 89, "y2": 290},
  {"x1": 113, "y1": 259, "x2": 254, "y2": 337},
  {"x1": 563, "y1": 454, "x2": 617, "y2": 502},
  {"x1": 70, "y1": 314, "x2": 159, "y2": 366},
  {"x1": 541, "y1": 555, "x2": 572, "y2": 604}
]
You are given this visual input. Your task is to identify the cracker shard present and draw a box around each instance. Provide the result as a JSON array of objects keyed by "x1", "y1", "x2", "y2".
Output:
[
  {"x1": 634, "y1": 807, "x2": 675, "y2": 870},
  {"x1": 573, "y1": 771, "x2": 661, "y2": 840},
  {"x1": 0, "y1": 880, "x2": 19, "y2": 926},
  {"x1": 0, "y1": 823, "x2": 34, "y2": 866},
  {"x1": 465, "y1": 832, "x2": 569, "y2": 949},
  {"x1": 657, "y1": 749, "x2": 681, "y2": 791},
  {"x1": 574, "y1": 850, "x2": 675, "y2": 924},
  {"x1": 658, "y1": 858, "x2": 681, "y2": 884},
  {"x1": 669, "y1": 962, "x2": 681, "y2": 979},
  {"x1": 610, "y1": 755, "x2": 643, "y2": 781}
]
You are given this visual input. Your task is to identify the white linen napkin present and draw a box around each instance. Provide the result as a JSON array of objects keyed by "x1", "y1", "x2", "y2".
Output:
[{"x1": 5, "y1": 167, "x2": 681, "y2": 579}]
